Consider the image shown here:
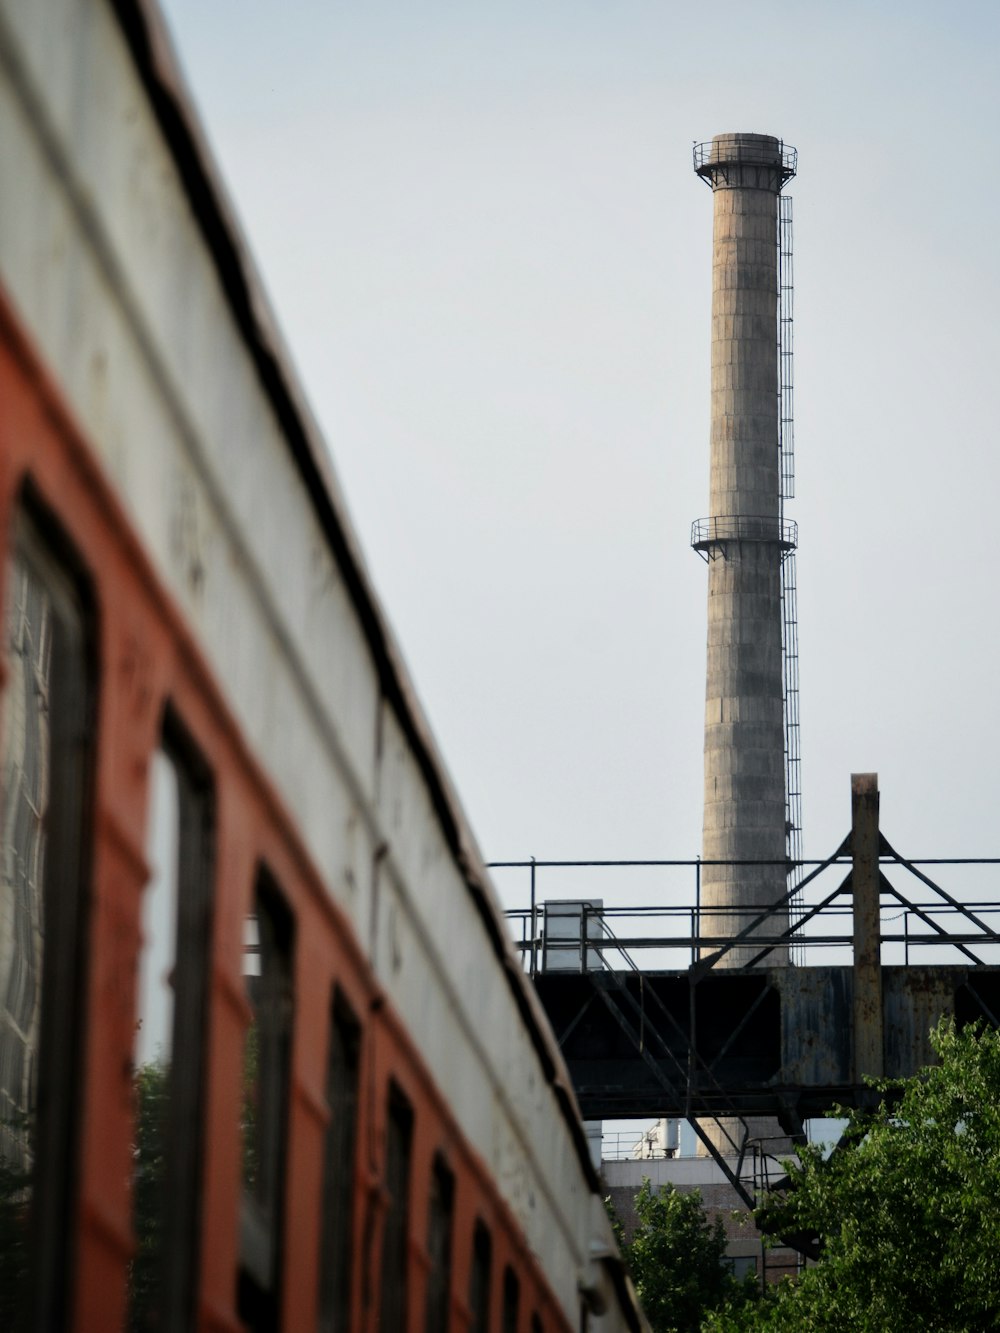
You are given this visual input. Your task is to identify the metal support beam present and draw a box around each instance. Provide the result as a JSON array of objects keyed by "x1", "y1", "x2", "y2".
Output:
[
  {"x1": 851, "y1": 773, "x2": 883, "y2": 1080},
  {"x1": 589, "y1": 977, "x2": 758, "y2": 1211}
]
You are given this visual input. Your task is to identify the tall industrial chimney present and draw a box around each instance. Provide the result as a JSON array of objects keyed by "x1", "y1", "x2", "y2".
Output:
[{"x1": 691, "y1": 133, "x2": 798, "y2": 967}]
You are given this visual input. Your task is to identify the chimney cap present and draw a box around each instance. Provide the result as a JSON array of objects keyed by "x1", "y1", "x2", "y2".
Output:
[{"x1": 693, "y1": 134, "x2": 797, "y2": 190}]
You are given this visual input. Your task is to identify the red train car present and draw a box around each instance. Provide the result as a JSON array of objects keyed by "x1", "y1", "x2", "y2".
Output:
[{"x1": 0, "y1": 2, "x2": 645, "y2": 1330}]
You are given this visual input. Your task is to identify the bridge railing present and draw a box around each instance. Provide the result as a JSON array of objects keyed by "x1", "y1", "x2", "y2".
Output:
[{"x1": 493, "y1": 851, "x2": 1000, "y2": 977}]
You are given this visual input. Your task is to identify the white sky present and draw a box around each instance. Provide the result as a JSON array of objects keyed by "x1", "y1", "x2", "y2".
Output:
[{"x1": 158, "y1": 0, "x2": 1000, "y2": 909}]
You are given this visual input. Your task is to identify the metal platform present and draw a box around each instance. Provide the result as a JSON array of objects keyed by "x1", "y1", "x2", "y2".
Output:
[
  {"x1": 496, "y1": 776, "x2": 1000, "y2": 1230},
  {"x1": 693, "y1": 138, "x2": 797, "y2": 188},
  {"x1": 690, "y1": 514, "x2": 797, "y2": 560},
  {"x1": 533, "y1": 961, "x2": 1000, "y2": 1127}
]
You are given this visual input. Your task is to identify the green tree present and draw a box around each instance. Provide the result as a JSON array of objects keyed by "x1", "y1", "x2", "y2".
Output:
[
  {"x1": 129, "y1": 1059, "x2": 169, "y2": 1331},
  {"x1": 707, "y1": 1020, "x2": 1000, "y2": 1332},
  {"x1": 609, "y1": 1179, "x2": 758, "y2": 1333}
]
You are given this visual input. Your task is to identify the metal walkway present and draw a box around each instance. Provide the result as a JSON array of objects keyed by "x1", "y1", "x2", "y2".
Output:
[{"x1": 495, "y1": 775, "x2": 1000, "y2": 1234}]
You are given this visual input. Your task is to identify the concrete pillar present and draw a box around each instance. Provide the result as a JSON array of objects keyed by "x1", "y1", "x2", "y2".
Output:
[{"x1": 694, "y1": 133, "x2": 794, "y2": 968}]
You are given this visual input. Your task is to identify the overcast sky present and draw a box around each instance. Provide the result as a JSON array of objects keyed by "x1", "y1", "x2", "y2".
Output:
[{"x1": 158, "y1": 0, "x2": 1000, "y2": 910}]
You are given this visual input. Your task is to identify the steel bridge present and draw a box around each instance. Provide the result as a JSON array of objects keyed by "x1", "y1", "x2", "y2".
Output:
[{"x1": 495, "y1": 776, "x2": 1000, "y2": 1228}]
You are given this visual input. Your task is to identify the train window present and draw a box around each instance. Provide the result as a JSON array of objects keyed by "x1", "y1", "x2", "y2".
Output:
[
  {"x1": 378, "y1": 1085, "x2": 413, "y2": 1330},
  {"x1": 0, "y1": 510, "x2": 93, "y2": 1329},
  {"x1": 128, "y1": 723, "x2": 214, "y2": 1332},
  {"x1": 502, "y1": 1266, "x2": 520, "y2": 1333},
  {"x1": 468, "y1": 1222, "x2": 492, "y2": 1333},
  {"x1": 317, "y1": 990, "x2": 361, "y2": 1332},
  {"x1": 424, "y1": 1155, "x2": 455, "y2": 1332},
  {"x1": 239, "y1": 875, "x2": 294, "y2": 1331}
]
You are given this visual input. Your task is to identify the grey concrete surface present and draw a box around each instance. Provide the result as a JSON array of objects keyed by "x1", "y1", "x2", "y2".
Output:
[{"x1": 696, "y1": 132, "x2": 791, "y2": 969}]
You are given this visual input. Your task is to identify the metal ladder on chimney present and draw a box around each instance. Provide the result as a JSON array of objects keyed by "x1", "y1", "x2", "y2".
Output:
[{"x1": 778, "y1": 194, "x2": 803, "y2": 949}]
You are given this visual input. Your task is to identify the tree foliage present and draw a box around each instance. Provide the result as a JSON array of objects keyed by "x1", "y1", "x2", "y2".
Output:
[
  {"x1": 129, "y1": 1058, "x2": 169, "y2": 1331},
  {"x1": 708, "y1": 1020, "x2": 1000, "y2": 1332},
  {"x1": 609, "y1": 1179, "x2": 757, "y2": 1333}
]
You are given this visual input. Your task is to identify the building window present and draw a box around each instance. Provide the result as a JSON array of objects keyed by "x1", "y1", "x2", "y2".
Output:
[
  {"x1": 727, "y1": 1254, "x2": 758, "y2": 1281},
  {"x1": 128, "y1": 723, "x2": 214, "y2": 1332},
  {"x1": 424, "y1": 1156, "x2": 454, "y2": 1332},
  {"x1": 239, "y1": 876, "x2": 294, "y2": 1331},
  {"x1": 317, "y1": 991, "x2": 361, "y2": 1332},
  {"x1": 0, "y1": 508, "x2": 93, "y2": 1329},
  {"x1": 379, "y1": 1087, "x2": 413, "y2": 1330},
  {"x1": 468, "y1": 1222, "x2": 492, "y2": 1333}
]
